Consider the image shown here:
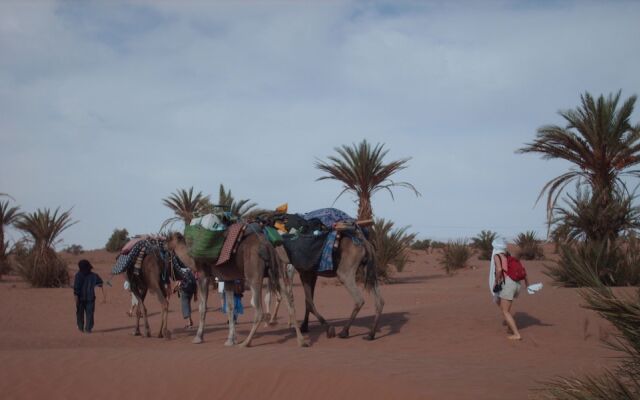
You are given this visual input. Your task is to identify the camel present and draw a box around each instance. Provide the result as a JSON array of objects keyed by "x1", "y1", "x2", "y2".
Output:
[
  {"x1": 125, "y1": 243, "x2": 179, "y2": 339},
  {"x1": 281, "y1": 232, "x2": 385, "y2": 340},
  {"x1": 166, "y1": 231, "x2": 307, "y2": 347}
]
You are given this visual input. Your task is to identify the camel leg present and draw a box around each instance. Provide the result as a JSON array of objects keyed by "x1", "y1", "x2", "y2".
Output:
[
  {"x1": 224, "y1": 287, "x2": 237, "y2": 347},
  {"x1": 365, "y1": 282, "x2": 385, "y2": 341},
  {"x1": 140, "y1": 301, "x2": 151, "y2": 338},
  {"x1": 133, "y1": 295, "x2": 142, "y2": 336},
  {"x1": 281, "y1": 275, "x2": 308, "y2": 347},
  {"x1": 239, "y1": 282, "x2": 263, "y2": 348},
  {"x1": 193, "y1": 276, "x2": 209, "y2": 344},
  {"x1": 300, "y1": 271, "x2": 335, "y2": 338},
  {"x1": 336, "y1": 267, "x2": 365, "y2": 339},
  {"x1": 155, "y1": 291, "x2": 170, "y2": 339}
]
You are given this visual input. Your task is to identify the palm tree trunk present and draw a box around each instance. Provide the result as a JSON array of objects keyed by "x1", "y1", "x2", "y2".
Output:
[{"x1": 357, "y1": 194, "x2": 373, "y2": 221}]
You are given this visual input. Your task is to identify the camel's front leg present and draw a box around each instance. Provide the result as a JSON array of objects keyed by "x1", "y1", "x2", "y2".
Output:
[
  {"x1": 282, "y1": 276, "x2": 308, "y2": 347},
  {"x1": 133, "y1": 298, "x2": 142, "y2": 336},
  {"x1": 193, "y1": 276, "x2": 209, "y2": 344}
]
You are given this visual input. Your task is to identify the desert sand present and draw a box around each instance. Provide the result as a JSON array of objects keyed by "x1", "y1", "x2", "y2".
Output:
[{"x1": 0, "y1": 246, "x2": 617, "y2": 400}]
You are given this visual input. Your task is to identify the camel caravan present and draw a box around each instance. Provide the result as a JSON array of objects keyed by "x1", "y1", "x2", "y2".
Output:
[{"x1": 110, "y1": 205, "x2": 383, "y2": 347}]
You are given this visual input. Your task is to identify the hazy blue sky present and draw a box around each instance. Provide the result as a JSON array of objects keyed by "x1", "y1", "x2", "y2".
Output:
[{"x1": 2, "y1": 0, "x2": 640, "y2": 249}]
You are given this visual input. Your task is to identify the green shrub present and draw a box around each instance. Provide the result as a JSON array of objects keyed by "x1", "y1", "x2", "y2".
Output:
[
  {"x1": 63, "y1": 244, "x2": 84, "y2": 255},
  {"x1": 369, "y1": 218, "x2": 416, "y2": 282},
  {"x1": 410, "y1": 239, "x2": 431, "y2": 251},
  {"x1": 515, "y1": 231, "x2": 544, "y2": 260},
  {"x1": 440, "y1": 239, "x2": 472, "y2": 275},
  {"x1": 106, "y1": 228, "x2": 129, "y2": 252},
  {"x1": 471, "y1": 230, "x2": 497, "y2": 260},
  {"x1": 13, "y1": 208, "x2": 74, "y2": 287},
  {"x1": 430, "y1": 241, "x2": 446, "y2": 250},
  {"x1": 546, "y1": 239, "x2": 640, "y2": 287},
  {"x1": 540, "y1": 285, "x2": 640, "y2": 398}
]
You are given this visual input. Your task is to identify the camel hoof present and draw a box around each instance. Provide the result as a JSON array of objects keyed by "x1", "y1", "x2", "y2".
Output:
[
  {"x1": 132, "y1": 331, "x2": 141, "y2": 336},
  {"x1": 239, "y1": 341, "x2": 250, "y2": 348},
  {"x1": 192, "y1": 336, "x2": 203, "y2": 344},
  {"x1": 144, "y1": 332, "x2": 151, "y2": 338},
  {"x1": 224, "y1": 340, "x2": 236, "y2": 347},
  {"x1": 338, "y1": 330, "x2": 349, "y2": 339},
  {"x1": 164, "y1": 331, "x2": 172, "y2": 340},
  {"x1": 363, "y1": 333, "x2": 375, "y2": 341},
  {"x1": 327, "y1": 326, "x2": 336, "y2": 339},
  {"x1": 299, "y1": 341, "x2": 310, "y2": 348}
]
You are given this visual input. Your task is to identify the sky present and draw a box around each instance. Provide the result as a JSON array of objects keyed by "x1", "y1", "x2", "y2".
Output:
[{"x1": 1, "y1": 0, "x2": 640, "y2": 250}]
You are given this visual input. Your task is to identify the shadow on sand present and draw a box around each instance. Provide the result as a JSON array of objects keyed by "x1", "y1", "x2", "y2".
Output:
[
  {"x1": 514, "y1": 312, "x2": 553, "y2": 330},
  {"x1": 246, "y1": 311, "x2": 410, "y2": 347}
]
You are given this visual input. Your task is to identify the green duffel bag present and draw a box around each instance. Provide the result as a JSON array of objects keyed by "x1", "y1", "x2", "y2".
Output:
[
  {"x1": 263, "y1": 226, "x2": 283, "y2": 246},
  {"x1": 184, "y1": 224, "x2": 226, "y2": 260}
]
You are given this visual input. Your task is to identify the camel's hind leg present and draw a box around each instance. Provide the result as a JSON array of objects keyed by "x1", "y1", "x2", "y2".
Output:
[
  {"x1": 264, "y1": 288, "x2": 282, "y2": 327},
  {"x1": 239, "y1": 284, "x2": 263, "y2": 348},
  {"x1": 282, "y1": 276, "x2": 308, "y2": 347},
  {"x1": 335, "y1": 265, "x2": 365, "y2": 339},
  {"x1": 155, "y1": 291, "x2": 170, "y2": 339},
  {"x1": 140, "y1": 301, "x2": 151, "y2": 338},
  {"x1": 224, "y1": 287, "x2": 237, "y2": 347},
  {"x1": 300, "y1": 271, "x2": 335, "y2": 338},
  {"x1": 193, "y1": 276, "x2": 209, "y2": 344},
  {"x1": 133, "y1": 297, "x2": 142, "y2": 336},
  {"x1": 365, "y1": 282, "x2": 385, "y2": 341}
]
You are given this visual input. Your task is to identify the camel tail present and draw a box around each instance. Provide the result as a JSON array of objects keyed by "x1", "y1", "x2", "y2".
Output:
[
  {"x1": 363, "y1": 240, "x2": 378, "y2": 291},
  {"x1": 267, "y1": 244, "x2": 281, "y2": 295}
]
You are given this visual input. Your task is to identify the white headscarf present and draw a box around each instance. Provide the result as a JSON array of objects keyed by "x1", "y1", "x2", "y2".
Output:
[{"x1": 489, "y1": 238, "x2": 508, "y2": 297}]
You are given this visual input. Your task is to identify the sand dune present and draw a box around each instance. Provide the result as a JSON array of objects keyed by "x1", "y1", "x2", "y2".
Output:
[{"x1": 0, "y1": 248, "x2": 616, "y2": 399}]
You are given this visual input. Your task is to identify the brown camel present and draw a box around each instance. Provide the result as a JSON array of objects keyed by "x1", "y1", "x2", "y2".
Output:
[
  {"x1": 125, "y1": 245, "x2": 176, "y2": 339},
  {"x1": 282, "y1": 233, "x2": 385, "y2": 340},
  {"x1": 166, "y1": 231, "x2": 307, "y2": 347}
]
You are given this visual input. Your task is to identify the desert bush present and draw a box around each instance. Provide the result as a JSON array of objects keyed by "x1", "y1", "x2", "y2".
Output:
[
  {"x1": 105, "y1": 228, "x2": 129, "y2": 252},
  {"x1": 63, "y1": 244, "x2": 84, "y2": 255},
  {"x1": 540, "y1": 285, "x2": 640, "y2": 399},
  {"x1": 0, "y1": 199, "x2": 22, "y2": 276},
  {"x1": 552, "y1": 187, "x2": 640, "y2": 243},
  {"x1": 515, "y1": 231, "x2": 544, "y2": 260},
  {"x1": 410, "y1": 239, "x2": 431, "y2": 252},
  {"x1": 546, "y1": 240, "x2": 640, "y2": 287},
  {"x1": 471, "y1": 230, "x2": 498, "y2": 260},
  {"x1": 430, "y1": 241, "x2": 446, "y2": 250},
  {"x1": 368, "y1": 218, "x2": 416, "y2": 282},
  {"x1": 13, "y1": 208, "x2": 75, "y2": 287},
  {"x1": 440, "y1": 239, "x2": 472, "y2": 275}
]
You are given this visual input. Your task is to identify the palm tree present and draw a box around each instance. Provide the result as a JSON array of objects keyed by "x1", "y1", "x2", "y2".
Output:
[
  {"x1": 215, "y1": 184, "x2": 257, "y2": 218},
  {"x1": 14, "y1": 207, "x2": 76, "y2": 287},
  {"x1": 315, "y1": 140, "x2": 420, "y2": 220},
  {"x1": 0, "y1": 199, "x2": 22, "y2": 273},
  {"x1": 162, "y1": 187, "x2": 209, "y2": 229},
  {"x1": 519, "y1": 91, "x2": 640, "y2": 221}
]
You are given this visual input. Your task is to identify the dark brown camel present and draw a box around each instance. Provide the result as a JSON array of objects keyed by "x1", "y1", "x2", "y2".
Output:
[{"x1": 166, "y1": 231, "x2": 307, "y2": 347}]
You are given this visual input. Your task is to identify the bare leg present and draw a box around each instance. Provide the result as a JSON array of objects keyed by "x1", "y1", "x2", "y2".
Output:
[
  {"x1": 498, "y1": 299, "x2": 521, "y2": 340},
  {"x1": 224, "y1": 287, "x2": 236, "y2": 347},
  {"x1": 193, "y1": 276, "x2": 209, "y2": 344}
]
